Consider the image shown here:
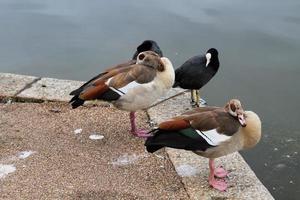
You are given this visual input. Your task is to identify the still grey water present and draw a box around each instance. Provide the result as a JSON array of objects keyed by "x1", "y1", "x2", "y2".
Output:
[{"x1": 0, "y1": 0, "x2": 299, "y2": 199}]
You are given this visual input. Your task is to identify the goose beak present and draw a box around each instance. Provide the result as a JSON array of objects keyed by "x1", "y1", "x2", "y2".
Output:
[{"x1": 238, "y1": 114, "x2": 247, "y2": 127}]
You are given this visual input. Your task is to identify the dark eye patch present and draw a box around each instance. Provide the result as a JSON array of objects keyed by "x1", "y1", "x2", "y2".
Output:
[
  {"x1": 138, "y1": 54, "x2": 145, "y2": 60},
  {"x1": 230, "y1": 103, "x2": 236, "y2": 112}
]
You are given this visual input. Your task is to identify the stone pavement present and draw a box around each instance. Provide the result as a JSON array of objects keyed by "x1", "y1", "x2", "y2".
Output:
[
  {"x1": 0, "y1": 73, "x2": 274, "y2": 199},
  {"x1": 0, "y1": 102, "x2": 189, "y2": 200}
]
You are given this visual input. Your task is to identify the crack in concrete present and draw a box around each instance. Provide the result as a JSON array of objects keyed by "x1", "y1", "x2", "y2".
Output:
[
  {"x1": 14, "y1": 77, "x2": 41, "y2": 97},
  {"x1": 148, "y1": 89, "x2": 188, "y2": 109}
]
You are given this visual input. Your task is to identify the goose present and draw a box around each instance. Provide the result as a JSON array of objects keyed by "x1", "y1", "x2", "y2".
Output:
[
  {"x1": 70, "y1": 51, "x2": 175, "y2": 138},
  {"x1": 145, "y1": 99, "x2": 261, "y2": 191},
  {"x1": 71, "y1": 40, "x2": 163, "y2": 94},
  {"x1": 173, "y1": 48, "x2": 219, "y2": 107}
]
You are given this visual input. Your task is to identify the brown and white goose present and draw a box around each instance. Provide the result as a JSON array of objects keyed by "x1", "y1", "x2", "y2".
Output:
[
  {"x1": 70, "y1": 51, "x2": 175, "y2": 137},
  {"x1": 145, "y1": 99, "x2": 261, "y2": 191}
]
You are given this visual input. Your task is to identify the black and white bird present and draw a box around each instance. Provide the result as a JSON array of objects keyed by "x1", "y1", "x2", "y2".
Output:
[{"x1": 173, "y1": 48, "x2": 219, "y2": 107}]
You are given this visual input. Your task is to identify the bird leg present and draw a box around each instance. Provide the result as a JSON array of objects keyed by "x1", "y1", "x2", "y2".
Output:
[
  {"x1": 195, "y1": 90, "x2": 200, "y2": 107},
  {"x1": 129, "y1": 112, "x2": 150, "y2": 138},
  {"x1": 214, "y1": 166, "x2": 229, "y2": 178},
  {"x1": 208, "y1": 159, "x2": 228, "y2": 191},
  {"x1": 190, "y1": 90, "x2": 197, "y2": 107}
]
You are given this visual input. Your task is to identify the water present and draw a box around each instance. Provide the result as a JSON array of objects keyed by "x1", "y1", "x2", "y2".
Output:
[{"x1": 0, "y1": 0, "x2": 299, "y2": 198}]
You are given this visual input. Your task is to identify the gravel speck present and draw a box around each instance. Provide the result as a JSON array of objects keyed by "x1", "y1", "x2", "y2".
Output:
[
  {"x1": 74, "y1": 128, "x2": 82, "y2": 134},
  {"x1": 0, "y1": 164, "x2": 16, "y2": 179},
  {"x1": 89, "y1": 134, "x2": 104, "y2": 140},
  {"x1": 18, "y1": 151, "x2": 35, "y2": 159}
]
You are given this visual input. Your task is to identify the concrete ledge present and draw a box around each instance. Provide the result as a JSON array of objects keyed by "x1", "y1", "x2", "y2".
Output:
[
  {"x1": 148, "y1": 92, "x2": 274, "y2": 200},
  {"x1": 0, "y1": 73, "x2": 38, "y2": 98},
  {"x1": 17, "y1": 77, "x2": 84, "y2": 102},
  {"x1": 0, "y1": 73, "x2": 274, "y2": 199}
]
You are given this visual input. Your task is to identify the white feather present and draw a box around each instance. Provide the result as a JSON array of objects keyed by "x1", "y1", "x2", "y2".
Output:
[
  {"x1": 118, "y1": 81, "x2": 141, "y2": 94},
  {"x1": 205, "y1": 53, "x2": 211, "y2": 67},
  {"x1": 106, "y1": 78, "x2": 141, "y2": 96},
  {"x1": 196, "y1": 129, "x2": 231, "y2": 146}
]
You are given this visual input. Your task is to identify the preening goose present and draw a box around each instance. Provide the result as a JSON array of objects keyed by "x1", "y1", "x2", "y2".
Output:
[
  {"x1": 70, "y1": 51, "x2": 175, "y2": 138},
  {"x1": 70, "y1": 40, "x2": 163, "y2": 97},
  {"x1": 145, "y1": 99, "x2": 261, "y2": 191},
  {"x1": 173, "y1": 48, "x2": 219, "y2": 107}
]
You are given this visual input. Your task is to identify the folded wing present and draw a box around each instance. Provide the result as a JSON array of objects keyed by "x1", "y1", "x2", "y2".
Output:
[{"x1": 69, "y1": 62, "x2": 156, "y2": 108}]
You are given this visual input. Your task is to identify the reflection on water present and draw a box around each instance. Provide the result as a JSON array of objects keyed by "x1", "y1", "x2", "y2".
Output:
[{"x1": 0, "y1": 0, "x2": 299, "y2": 199}]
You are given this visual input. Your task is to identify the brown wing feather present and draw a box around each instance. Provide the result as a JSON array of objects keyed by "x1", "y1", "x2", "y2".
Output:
[
  {"x1": 78, "y1": 64, "x2": 156, "y2": 100},
  {"x1": 77, "y1": 67, "x2": 132, "y2": 100},
  {"x1": 182, "y1": 109, "x2": 241, "y2": 136},
  {"x1": 214, "y1": 111, "x2": 241, "y2": 135},
  {"x1": 128, "y1": 64, "x2": 157, "y2": 84},
  {"x1": 182, "y1": 106, "x2": 219, "y2": 115},
  {"x1": 70, "y1": 60, "x2": 135, "y2": 97},
  {"x1": 184, "y1": 112, "x2": 220, "y2": 131},
  {"x1": 79, "y1": 82, "x2": 109, "y2": 100},
  {"x1": 159, "y1": 118, "x2": 190, "y2": 131},
  {"x1": 108, "y1": 64, "x2": 156, "y2": 89}
]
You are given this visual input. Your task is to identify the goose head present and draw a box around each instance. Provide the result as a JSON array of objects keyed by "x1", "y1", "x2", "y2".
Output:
[
  {"x1": 225, "y1": 99, "x2": 247, "y2": 127},
  {"x1": 136, "y1": 51, "x2": 165, "y2": 72}
]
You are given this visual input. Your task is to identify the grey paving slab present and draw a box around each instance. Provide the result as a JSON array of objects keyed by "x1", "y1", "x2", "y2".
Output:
[
  {"x1": 0, "y1": 73, "x2": 38, "y2": 97},
  {"x1": 167, "y1": 149, "x2": 274, "y2": 200},
  {"x1": 150, "y1": 88, "x2": 187, "y2": 107},
  {"x1": 148, "y1": 93, "x2": 274, "y2": 200},
  {"x1": 17, "y1": 77, "x2": 84, "y2": 102}
]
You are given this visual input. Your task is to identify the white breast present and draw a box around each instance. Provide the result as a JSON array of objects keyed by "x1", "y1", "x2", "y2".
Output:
[
  {"x1": 115, "y1": 79, "x2": 167, "y2": 111},
  {"x1": 196, "y1": 129, "x2": 231, "y2": 146},
  {"x1": 110, "y1": 57, "x2": 174, "y2": 111}
]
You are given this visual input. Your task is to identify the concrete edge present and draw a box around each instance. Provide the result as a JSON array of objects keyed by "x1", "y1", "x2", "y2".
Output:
[
  {"x1": 0, "y1": 73, "x2": 274, "y2": 199},
  {"x1": 0, "y1": 72, "x2": 182, "y2": 106}
]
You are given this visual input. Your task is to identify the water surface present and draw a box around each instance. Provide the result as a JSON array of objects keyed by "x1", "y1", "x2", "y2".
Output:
[{"x1": 0, "y1": 0, "x2": 299, "y2": 199}]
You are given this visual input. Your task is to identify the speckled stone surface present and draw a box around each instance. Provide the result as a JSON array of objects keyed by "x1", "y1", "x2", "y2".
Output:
[
  {"x1": 17, "y1": 78, "x2": 84, "y2": 102},
  {"x1": 0, "y1": 73, "x2": 38, "y2": 97},
  {"x1": 0, "y1": 74, "x2": 275, "y2": 199},
  {"x1": 0, "y1": 102, "x2": 189, "y2": 200},
  {"x1": 151, "y1": 87, "x2": 186, "y2": 107},
  {"x1": 148, "y1": 92, "x2": 274, "y2": 200}
]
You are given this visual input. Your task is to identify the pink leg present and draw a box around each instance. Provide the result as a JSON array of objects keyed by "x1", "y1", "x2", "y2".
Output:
[
  {"x1": 129, "y1": 112, "x2": 150, "y2": 138},
  {"x1": 214, "y1": 166, "x2": 228, "y2": 178},
  {"x1": 208, "y1": 159, "x2": 227, "y2": 191}
]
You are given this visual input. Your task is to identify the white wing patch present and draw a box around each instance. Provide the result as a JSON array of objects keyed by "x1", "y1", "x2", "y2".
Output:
[
  {"x1": 196, "y1": 129, "x2": 231, "y2": 146},
  {"x1": 106, "y1": 78, "x2": 142, "y2": 96},
  {"x1": 118, "y1": 81, "x2": 141, "y2": 94}
]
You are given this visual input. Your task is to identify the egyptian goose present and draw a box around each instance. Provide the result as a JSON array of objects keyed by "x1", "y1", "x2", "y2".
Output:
[
  {"x1": 145, "y1": 99, "x2": 261, "y2": 191},
  {"x1": 173, "y1": 48, "x2": 219, "y2": 107},
  {"x1": 70, "y1": 40, "x2": 163, "y2": 95},
  {"x1": 70, "y1": 51, "x2": 175, "y2": 138}
]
